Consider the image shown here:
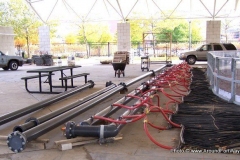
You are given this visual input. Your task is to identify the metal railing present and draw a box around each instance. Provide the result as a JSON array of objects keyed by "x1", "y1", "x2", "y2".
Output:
[{"x1": 207, "y1": 50, "x2": 240, "y2": 105}]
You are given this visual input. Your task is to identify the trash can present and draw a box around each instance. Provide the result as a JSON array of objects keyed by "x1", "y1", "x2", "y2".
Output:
[
  {"x1": 67, "y1": 55, "x2": 75, "y2": 66},
  {"x1": 34, "y1": 57, "x2": 44, "y2": 66},
  {"x1": 31, "y1": 55, "x2": 39, "y2": 64},
  {"x1": 141, "y1": 56, "x2": 150, "y2": 71},
  {"x1": 42, "y1": 55, "x2": 53, "y2": 66}
]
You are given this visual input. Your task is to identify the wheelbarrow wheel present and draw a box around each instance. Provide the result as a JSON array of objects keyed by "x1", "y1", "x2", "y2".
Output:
[{"x1": 117, "y1": 70, "x2": 120, "y2": 78}]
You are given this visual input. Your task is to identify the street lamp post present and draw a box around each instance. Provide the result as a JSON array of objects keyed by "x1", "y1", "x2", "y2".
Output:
[
  {"x1": 26, "y1": 28, "x2": 30, "y2": 58},
  {"x1": 189, "y1": 20, "x2": 192, "y2": 50}
]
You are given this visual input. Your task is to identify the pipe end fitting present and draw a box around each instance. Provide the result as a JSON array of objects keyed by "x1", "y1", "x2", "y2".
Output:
[
  {"x1": 88, "y1": 80, "x2": 95, "y2": 88},
  {"x1": 7, "y1": 131, "x2": 27, "y2": 153},
  {"x1": 65, "y1": 121, "x2": 76, "y2": 139}
]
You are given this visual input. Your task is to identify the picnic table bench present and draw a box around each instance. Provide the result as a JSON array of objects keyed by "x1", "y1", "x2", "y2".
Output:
[
  {"x1": 22, "y1": 66, "x2": 89, "y2": 94},
  {"x1": 59, "y1": 73, "x2": 89, "y2": 91}
]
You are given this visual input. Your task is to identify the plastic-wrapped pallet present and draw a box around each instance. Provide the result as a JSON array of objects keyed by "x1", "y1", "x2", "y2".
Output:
[{"x1": 112, "y1": 51, "x2": 129, "y2": 64}]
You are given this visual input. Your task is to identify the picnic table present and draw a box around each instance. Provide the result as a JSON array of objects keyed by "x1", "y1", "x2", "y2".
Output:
[{"x1": 21, "y1": 65, "x2": 89, "y2": 94}]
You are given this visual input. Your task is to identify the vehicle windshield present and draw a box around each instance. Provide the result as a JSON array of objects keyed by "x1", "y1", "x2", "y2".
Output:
[
  {"x1": 196, "y1": 46, "x2": 203, "y2": 51},
  {"x1": 0, "y1": 51, "x2": 5, "y2": 56}
]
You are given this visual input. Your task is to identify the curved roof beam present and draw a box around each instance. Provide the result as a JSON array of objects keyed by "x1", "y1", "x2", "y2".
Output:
[
  {"x1": 151, "y1": 0, "x2": 167, "y2": 18},
  {"x1": 62, "y1": 0, "x2": 84, "y2": 22},
  {"x1": 116, "y1": 0, "x2": 125, "y2": 21},
  {"x1": 235, "y1": 0, "x2": 239, "y2": 10},
  {"x1": 167, "y1": 0, "x2": 183, "y2": 19},
  {"x1": 125, "y1": 0, "x2": 139, "y2": 21},
  {"x1": 103, "y1": 0, "x2": 110, "y2": 16},
  {"x1": 215, "y1": 0, "x2": 229, "y2": 18},
  {"x1": 25, "y1": 0, "x2": 46, "y2": 24},
  {"x1": 106, "y1": 0, "x2": 124, "y2": 20},
  {"x1": 200, "y1": 0, "x2": 230, "y2": 20},
  {"x1": 199, "y1": 0, "x2": 214, "y2": 18},
  {"x1": 85, "y1": 0, "x2": 98, "y2": 20},
  {"x1": 46, "y1": 0, "x2": 59, "y2": 23}
]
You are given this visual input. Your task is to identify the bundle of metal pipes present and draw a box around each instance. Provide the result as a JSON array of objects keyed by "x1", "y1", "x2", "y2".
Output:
[
  {"x1": 172, "y1": 68, "x2": 240, "y2": 150},
  {"x1": 63, "y1": 62, "x2": 193, "y2": 150},
  {"x1": 7, "y1": 66, "x2": 166, "y2": 153}
]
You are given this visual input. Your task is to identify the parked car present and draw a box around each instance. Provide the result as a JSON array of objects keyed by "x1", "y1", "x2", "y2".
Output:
[
  {"x1": 179, "y1": 43, "x2": 237, "y2": 65},
  {"x1": 75, "y1": 52, "x2": 86, "y2": 58},
  {"x1": 0, "y1": 50, "x2": 24, "y2": 70}
]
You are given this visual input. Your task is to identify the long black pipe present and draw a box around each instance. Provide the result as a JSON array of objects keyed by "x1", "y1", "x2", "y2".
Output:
[
  {"x1": 0, "y1": 80, "x2": 94, "y2": 126},
  {"x1": 66, "y1": 122, "x2": 119, "y2": 139},
  {"x1": 13, "y1": 83, "x2": 117, "y2": 132},
  {"x1": 7, "y1": 66, "x2": 165, "y2": 153}
]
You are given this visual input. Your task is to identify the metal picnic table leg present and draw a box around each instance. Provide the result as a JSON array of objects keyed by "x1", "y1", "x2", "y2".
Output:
[
  {"x1": 70, "y1": 68, "x2": 73, "y2": 87},
  {"x1": 61, "y1": 70, "x2": 64, "y2": 87},
  {"x1": 38, "y1": 73, "x2": 42, "y2": 92},
  {"x1": 48, "y1": 72, "x2": 53, "y2": 92}
]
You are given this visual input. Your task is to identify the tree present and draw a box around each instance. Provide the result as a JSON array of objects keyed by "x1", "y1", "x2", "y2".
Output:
[
  {"x1": 172, "y1": 23, "x2": 188, "y2": 42},
  {"x1": 65, "y1": 34, "x2": 77, "y2": 44},
  {"x1": 76, "y1": 22, "x2": 113, "y2": 57},
  {"x1": 0, "y1": 0, "x2": 43, "y2": 57},
  {"x1": 155, "y1": 19, "x2": 203, "y2": 44}
]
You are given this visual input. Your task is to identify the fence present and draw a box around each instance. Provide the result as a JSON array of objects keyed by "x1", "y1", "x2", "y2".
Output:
[
  {"x1": 23, "y1": 41, "x2": 208, "y2": 59},
  {"x1": 207, "y1": 50, "x2": 240, "y2": 105}
]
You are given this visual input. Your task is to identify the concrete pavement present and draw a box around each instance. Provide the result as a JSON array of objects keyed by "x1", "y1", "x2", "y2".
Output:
[{"x1": 0, "y1": 58, "x2": 239, "y2": 160}]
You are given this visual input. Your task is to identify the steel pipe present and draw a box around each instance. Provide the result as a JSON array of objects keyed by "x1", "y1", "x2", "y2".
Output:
[
  {"x1": 0, "y1": 80, "x2": 95, "y2": 125},
  {"x1": 13, "y1": 83, "x2": 117, "y2": 132},
  {"x1": 66, "y1": 122, "x2": 119, "y2": 139},
  {"x1": 7, "y1": 66, "x2": 165, "y2": 153}
]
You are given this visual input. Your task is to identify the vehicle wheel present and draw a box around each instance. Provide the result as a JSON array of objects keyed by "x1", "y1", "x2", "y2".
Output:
[
  {"x1": 2, "y1": 66, "x2": 9, "y2": 70},
  {"x1": 186, "y1": 56, "x2": 196, "y2": 65},
  {"x1": 9, "y1": 61, "x2": 19, "y2": 70}
]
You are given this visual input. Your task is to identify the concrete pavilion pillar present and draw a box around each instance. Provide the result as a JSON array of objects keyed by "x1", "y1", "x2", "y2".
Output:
[
  {"x1": 117, "y1": 23, "x2": 133, "y2": 63},
  {"x1": 206, "y1": 20, "x2": 221, "y2": 43},
  {"x1": 117, "y1": 23, "x2": 131, "y2": 52},
  {"x1": 38, "y1": 26, "x2": 51, "y2": 54},
  {"x1": 0, "y1": 26, "x2": 15, "y2": 55}
]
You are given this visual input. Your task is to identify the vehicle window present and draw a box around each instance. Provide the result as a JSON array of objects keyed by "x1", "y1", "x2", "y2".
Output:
[
  {"x1": 223, "y1": 44, "x2": 237, "y2": 50},
  {"x1": 213, "y1": 45, "x2": 223, "y2": 50},
  {"x1": 201, "y1": 45, "x2": 212, "y2": 51}
]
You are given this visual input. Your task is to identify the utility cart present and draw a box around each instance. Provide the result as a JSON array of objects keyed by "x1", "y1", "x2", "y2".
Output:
[{"x1": 141, "y1": 56, "x2": 150, "y2": 71}]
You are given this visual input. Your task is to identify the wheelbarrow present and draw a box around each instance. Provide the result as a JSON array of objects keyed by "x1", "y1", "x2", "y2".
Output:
[{"x1": 112, "y1": 63, "x2": 126, "y2": 78}]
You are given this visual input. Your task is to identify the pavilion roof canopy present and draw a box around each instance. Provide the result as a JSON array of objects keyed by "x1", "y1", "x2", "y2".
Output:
[{"x1": 25, "y1": 0, "x2": 240, "y2": 24}]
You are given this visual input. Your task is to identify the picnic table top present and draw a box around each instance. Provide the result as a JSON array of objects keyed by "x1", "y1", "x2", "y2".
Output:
[{"x1": 26, "y1": 65, "x2": 82, "y2": 73}]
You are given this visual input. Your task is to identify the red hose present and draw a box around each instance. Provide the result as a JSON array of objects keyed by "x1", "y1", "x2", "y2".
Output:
[
  {"x1": 149, "y1": 106, "x2": 181, "y2": 128},
  {"x1": 143, "y1": 118, "x2": 173, "y2": 150},
  {"x1": 91, "y1": 63, "x2": 191, "y2": 150}
]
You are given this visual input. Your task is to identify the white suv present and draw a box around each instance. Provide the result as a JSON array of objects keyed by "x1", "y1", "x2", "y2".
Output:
[{"x1": 179, "y1": 43, "x2": 237, "y2": 65}]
